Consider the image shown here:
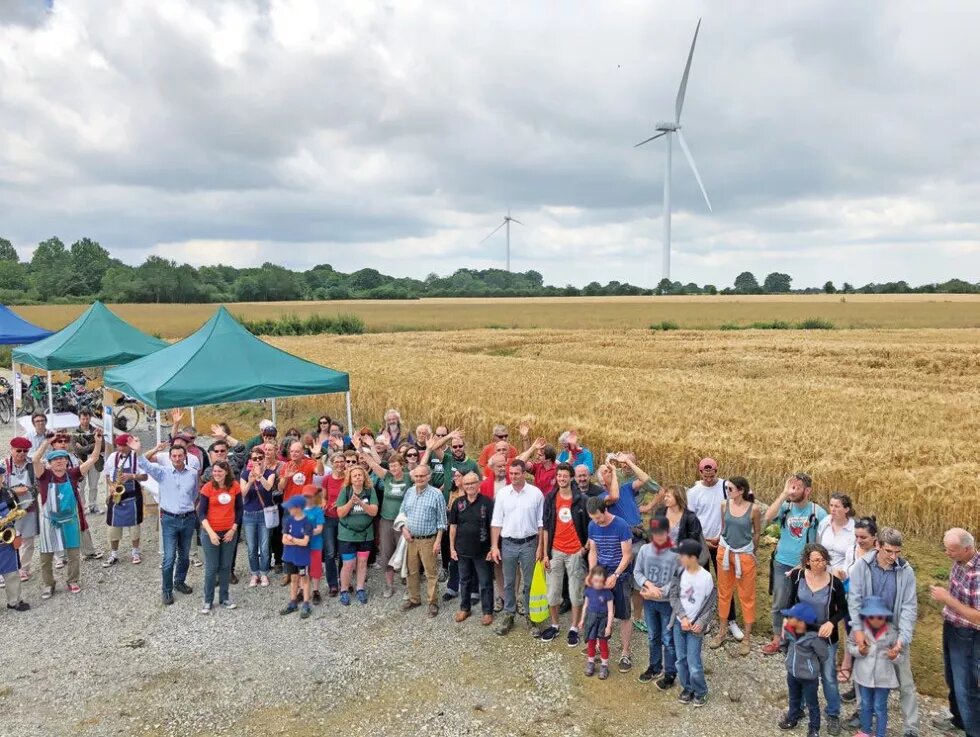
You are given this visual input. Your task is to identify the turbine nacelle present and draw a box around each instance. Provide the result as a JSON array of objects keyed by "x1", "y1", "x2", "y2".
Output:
[{"x1": 655, "y1": 122, "x2": 679, "y2": 132}]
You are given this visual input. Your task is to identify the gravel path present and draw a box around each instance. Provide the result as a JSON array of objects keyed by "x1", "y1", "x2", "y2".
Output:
[{"x1": 0, "y1": 421, "x2": 953, "y2": 737}]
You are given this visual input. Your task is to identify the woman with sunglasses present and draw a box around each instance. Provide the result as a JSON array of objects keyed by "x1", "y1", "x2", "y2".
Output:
[
  {"x1": 241, "y1": 448, "x2": 277, "y2": 587},
  {"x1": 314, "y1": 416, "x2": 333, "y2": 452},
  {"x1": 197, "y1": 461, "x2": 242, "y2": 613},
  {"x1": 400, "y1": 445, "x2": 421, "y2": 472}
]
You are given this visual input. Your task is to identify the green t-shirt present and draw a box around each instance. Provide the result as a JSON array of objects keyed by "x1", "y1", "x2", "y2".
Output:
[
  {"x1": 380, "y1": 471, "x2": 411, "y2": 521},
  {"x1": 337, "y1": 486, "x2": 378, "y2": 542},
  {"x1": 440, "y1": 452, "x2": 480, "y2": 500}
]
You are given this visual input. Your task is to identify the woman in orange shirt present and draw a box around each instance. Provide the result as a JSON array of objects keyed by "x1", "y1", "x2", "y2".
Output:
[{"x1": 198, "y1": 461, "x2": 242, "y2": 614}]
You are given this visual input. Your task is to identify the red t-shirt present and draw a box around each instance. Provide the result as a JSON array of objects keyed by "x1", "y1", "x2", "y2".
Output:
[
  {"x1": 478, "y1": 476, "x2": 497, "y2": 500},
  {"x1": 552, "y1": 492, "x2": 581, "y2": 555},
  {"x1": 201, "y1": 481, "x2": 241, "y2": 532},
  {"x1": 322, "y1": 473, "x2": 346, "y2": 519},
  {"x1": 527, "y1": 461, "x2": 557, "y2": 496},
  {"x1": 478, "y1": 443, "x2": 518, "y2": 476},
  {"x1": 282, "y1": 458, "x2": 316, "y2": 501}
]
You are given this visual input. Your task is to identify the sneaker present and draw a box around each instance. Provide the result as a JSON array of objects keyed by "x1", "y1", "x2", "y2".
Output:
[
  {"x1": 279, "y1": 602, "x2": 298, "y2": 615},
  {"x1": 383, "y1": 583, "x2": 394, "y2": 598},
  {"x1": 708, "y1": 632, "x2": 727, "y2": 649},
  {"x1": 481, "y1": 614, "x2": 493, "y2": 626},
  {"x1": 442, "y1": 590, "x2": 458, "y2": 602},
  {"x1": 840, "y1": 687, "x2": 856, "y2": 703},
  {"x1": 220, "y1": 600, "x2": 237, "y2": 609},
  {"x1": 259, "y1": 575, "x2": 270, "y2": 587},
  {"x1": 312, "y1": 590, "x2": 322, "y2": 605},
  {"x1": 806, "y1": 729, "x2": 819, "y2": 737},
  {"x1": 41, "y1": 586, "x2": 53, "y2": 600},
  {"x1": 539, "y1": 625, "x2": 560, "y2": 642},
  {"x1": 339, "y1": 592, "x2": 351, "y2": 606},
  {"x1": 826, "y1": 715, "x2": 841, "y2": 736},
  {"x1": 6, "y1": 601, "x2": 30, "y2": 612},
  {"x1": 356, "y1": 589, "x2": 367, "y2": 605},
  {"x1": 638, "y1": 666, "x2": 661, "y2": 683},
  {"x1": 67, "y1": 583, "x2": 81, "y2": 594},
  {"x1": 693, "y1": 693, "x2": 708, "y2": 707},
  {"x1": 762, "y1": 639, "x2": 782, "y2": 656},
  {"x1": 174, "y1": 582, "x2": 193, "y2": 595},
  {"x1": 777, "y1": 713, "x2": 800, "y2": 730},
  {"x1": 728, "y1": 620, "x2": 745, "y2": 641},
  {"x1": 495, "y1": 613, "x2": 514, "y2": 636},
  {"x1": 162, "y1": 591, "x2": 175, "y2": 606},
  {"x1": 299, "y1": 604, "x2": 312, "y2": 619},
  {"x1": 633, "y1": 618, "x2": 649, "y2": 634},
  {"x1": 584, "y1": 660, "x2": 596, "y2": 677},
  {"x1": 566, "y1": 629, "x2": 580, "y2": 647},
  {"x1": 249, "y1": 575, "x2": 259, "y2": 587},
  {"x1": 655, "y1": 674, "x2": 676, "y2": 691},
  {"x1": 678, "y1": 689, "x2": 693, "y2": 704},
  {"x1": 598, "y1": 663, "x2": 610, "y2": 680},
  {"x1": 191, "y1": 553, "x2": 203, "y2": 568},
  {"x1": 131, "y1": 552, "x2": 142, "y2": 565},
  {"x1": 618, "y1": 654, "x2": 633, "y2": 673},
  {"x1": 494, "y1": 596, "x2": 504, "y2": 612},
  {"x1": 102, "y1": 555, "x2": 119, "y2": 568},
  {"x1": 329, "y1": 586, "x2": 339, "y2": 597},
  {"x1": 199, "y1": 603, "x2": 212, "y2": 615}
]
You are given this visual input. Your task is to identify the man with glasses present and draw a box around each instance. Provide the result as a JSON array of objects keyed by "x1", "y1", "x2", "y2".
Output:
[
  {"x1": 449, "y1": 471, "x2": 495, "y2": 626},
  {"x1": 400, "y1": 465, "x2": 447, "y2": 617},
  {"x1": 478, "y1": 424, "x2": 517, "y2": 472},
  {"x1": 6, "y1": 437, "x2": 38, "y2": 582},
  {"x1": 25, "y1": 413, "x2": 50, "y2": 454},
  {"x1": 848, "y1": 527, "x2": 921, "y2": 737}
]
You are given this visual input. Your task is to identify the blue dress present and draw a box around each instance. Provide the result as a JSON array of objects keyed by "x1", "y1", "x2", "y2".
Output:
[{"x1": 583, "y1": 586, "x2": 613, "y2": 641}]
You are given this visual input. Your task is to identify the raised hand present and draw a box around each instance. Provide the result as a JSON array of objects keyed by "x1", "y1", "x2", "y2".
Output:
[
  {"x1": 519, "y1": 423, "x2": 531, "y2": 439},
  {"x1": 170, "y1": 408, "x2": 184, "y2": 425},
  {"x1": 210, "y1": 424, "x2": 226, "y2": 438}
]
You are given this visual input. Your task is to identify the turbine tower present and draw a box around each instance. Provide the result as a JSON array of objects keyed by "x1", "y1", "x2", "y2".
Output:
[
  {"x1": 480, "y1": 210, "x2": 523, "y2": 272},
  {"x1": 635, "y1": 18, "x2": 712, "y2": 282}
]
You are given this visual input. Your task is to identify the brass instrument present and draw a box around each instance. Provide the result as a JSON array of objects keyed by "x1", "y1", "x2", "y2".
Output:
[
  {"x1": 110, "y1": 465, "x2": 126, "y2": 505},
  {"x1": 0, "y1": 507, "x2": 25, "y2": 545}
]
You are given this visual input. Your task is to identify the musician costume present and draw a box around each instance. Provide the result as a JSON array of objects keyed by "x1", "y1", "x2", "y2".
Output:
[
  {"x1": 0, "y1": 485, "x2": 29, "y2": 610},
  {"x1": 36, "y1": 450, "x2": 89, "y2": 591},
  {"x1": 103, "y1": 435, "x2": 143, "y2": 565},
  {"x1": 7, "y1": 437, "x2": 38, "y2": 579}
]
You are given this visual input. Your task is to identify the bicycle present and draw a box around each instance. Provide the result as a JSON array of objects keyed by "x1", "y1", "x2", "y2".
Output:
[{"x1": 0, "y1": 378, "x2": 12, "y2": 423}]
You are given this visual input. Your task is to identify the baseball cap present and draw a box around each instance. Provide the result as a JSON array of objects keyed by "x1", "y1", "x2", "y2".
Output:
[
  {"x1": 676, "y1": 539, "x2": 702, "y2": 559},
  {"x1": 649, "y1": 516, "x2": 670, "y2": 535},
  {"x1": 698, "y1": 457, "x2": 717, "y2": 471},
  {"x1": 780, "y1": 602, "x2": 818, "y2": 625},
  {"x1": 262, "y1": 425, "x2": 278, "y2": 436},
  {"x1": 114, "y1": 434, "x2": 132, "y2": 446},
  {"x1": 301, "y1": 484, "x2": 318, "y2": 497},
  {"x1": 284, "y1": 496, "x2": 306, "y2": 510}
]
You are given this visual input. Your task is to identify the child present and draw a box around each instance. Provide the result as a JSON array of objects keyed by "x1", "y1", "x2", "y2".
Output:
[
  {"x1": 778, "y1": 602, "x2": 829, "y2": 737},
  {"x1": 669, "y1": 539, "x2": 716, "y2": 706},
  {"x1": 280, "y1": 496, "x2": 313, "y2": 619},
  {"x1": 847, "y1": 596, "x2": 898, "y2": 737},
  {"x1": 302, "y1": 485, "x2": 325, "y2": 604},
  {"x1": 633, "y1": 516, "x2": 680, "y2": 688},
  {"x1": 578, "y1": 565, "x2": 615, "y2": 679}
]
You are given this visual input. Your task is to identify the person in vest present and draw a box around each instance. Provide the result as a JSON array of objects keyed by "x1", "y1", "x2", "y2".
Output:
[
  {"x1": 31, "y1": 434, "x2": 102, "y2": 597},
  {"x1": 47, "y1": 433, "x2": 102, "y2": 564},
  {"x1": 6, "y1": 437, "x2": 38, "y2": 582},
  {"x1": 0, "y1": 480, "x2": 30, "y2": 611},
  {"x1": 102, "y1": 434, "x2": 147, "y2": 567}
]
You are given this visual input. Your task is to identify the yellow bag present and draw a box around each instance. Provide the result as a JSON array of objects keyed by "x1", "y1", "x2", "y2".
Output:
[{"x1": 529, "y1": 561, "x2": 549, "y2": 623}]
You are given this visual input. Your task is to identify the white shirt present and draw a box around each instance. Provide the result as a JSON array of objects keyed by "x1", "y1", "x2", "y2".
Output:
[
  {"x1": 687, "y1": 479, "x2": 726, "y2": 540},
  {"x1": 152, "y1": 451, "x2": 201, "y2": 472},
  {"x1": 24, "y1": 430, "x2": 46, "y2": 454},
  {"x1": 817, "y1": 516, "x2": 856, "y2": 576},
  {"x1": 491, "y1": 482, "x2": 544, "y2": 539},
  {"x1": 104, "y1": 450, "x2": 140, "y2": 481},
  {"x1": 678, "y1": 566, "x2": 715, "y2": 620}
]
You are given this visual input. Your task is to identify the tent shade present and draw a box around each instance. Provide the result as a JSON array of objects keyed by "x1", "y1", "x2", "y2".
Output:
[
  {"x1": 12, "y1": 301, "x2": 168, "y2": 370},
  {"x1": 103, "y1": 307, "x2": 350, "y2": 410},
  {"x1": 0, "y1": 304, "x2": 53, "y2": 345}
]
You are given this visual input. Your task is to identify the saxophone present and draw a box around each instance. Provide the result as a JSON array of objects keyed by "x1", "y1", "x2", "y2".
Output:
[
  {"x1": 110, "y1": 464, "x2": 126, "y2": 505},
  {"x1": 0, "y1": 506, "x2": 25, "y2": 545}
]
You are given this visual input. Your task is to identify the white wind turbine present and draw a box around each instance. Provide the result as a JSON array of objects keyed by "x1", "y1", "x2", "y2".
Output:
[
  {"x1": 480, "y1": 210, "x2": 523, "y2": 272},
  {"x1": 634, "y1": 18, "x2": 712, "y2": 282}
]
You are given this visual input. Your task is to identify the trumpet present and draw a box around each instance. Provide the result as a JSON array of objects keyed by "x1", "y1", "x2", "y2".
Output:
[{"x1": 0, "y1": 507, "x2": 25, "y2": 545}]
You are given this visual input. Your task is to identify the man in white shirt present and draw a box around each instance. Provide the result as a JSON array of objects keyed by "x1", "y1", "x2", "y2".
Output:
[{"x1": 490, "y1": 458, "x2": 544, "y2": 637}]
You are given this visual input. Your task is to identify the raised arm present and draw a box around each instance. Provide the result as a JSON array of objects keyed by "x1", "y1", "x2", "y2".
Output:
[
  {"x1": 32, "y1": 437, "x2": 50, "y2": 477},
  {"x1": 765, "y1": 477, "x2": 796, "y2": 523},
  {"x1": 78, "y1": 432, "x2": 104, "y2": 475},
  {"x1": 517, "y1": 436, "x2": 547, "y2": 463}
]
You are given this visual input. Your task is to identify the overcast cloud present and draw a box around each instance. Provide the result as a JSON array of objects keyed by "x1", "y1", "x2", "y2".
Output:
[{"x1": 1, "y1": 0, "x2": 978, "y2": 288}]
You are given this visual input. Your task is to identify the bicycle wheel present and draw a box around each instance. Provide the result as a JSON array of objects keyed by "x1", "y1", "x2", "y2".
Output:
[
  {"x1": 115, "y1": 405, "x2": 142, "y2": 432},
  {"x1": 0, "y1": 393, "x2": 11, "y2": 423}
]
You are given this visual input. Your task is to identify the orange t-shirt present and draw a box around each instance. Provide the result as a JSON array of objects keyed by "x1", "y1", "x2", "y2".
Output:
[
  {"x1": 552, "y1": 492, "x2": 582, "y2": 555},
  {"x1": 283, "y1": 458, "x2": 317, "y2": 501},
  {"x1": 201, "y1": 481, "x2": 241, "y2": 532},
  {"x1": 478, "y1": 443, "x2": 518, "y2": 478}
]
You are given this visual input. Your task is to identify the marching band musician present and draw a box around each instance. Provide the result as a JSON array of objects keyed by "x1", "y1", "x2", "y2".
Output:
[
  {"x1": 102, "y1": 434, "x2": 146, "y2": 568},
  {"x1": 31, "y1": 433, "x2": 103, "y2": 598},
  {"x1": 0, "y1": 468, "x2": 30, "y2": 611},
  {"x1": 6, "y1": 437, "x2": 38, "y2": 582}
]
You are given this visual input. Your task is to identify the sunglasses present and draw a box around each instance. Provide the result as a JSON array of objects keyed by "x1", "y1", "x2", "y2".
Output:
[
  {"x1": 13, "y1": 449, "x2": 26, "y2": 453},
  {"x1": 451, "y1": 444, "x2": 464, "y2": 450},
  {"x1": 405, "y1": 452, "x2": 419, "y2": 457},
  {"x1": 700, "y1": 466, "x2": 716, "y2": 472},
  {"x1": 495, "y1": 434, "x2": 508, "y2": 439},
  {"x1": 213, "y1": 449, "x2": 228, "y2": 454},
  {"x1": 250, "y1": 456, "x2": 264, "y2": 461}
]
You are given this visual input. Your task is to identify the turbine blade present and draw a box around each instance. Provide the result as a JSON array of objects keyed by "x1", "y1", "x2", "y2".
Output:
[
  {"x1": 510, "y1": 218, "x2": 523, "y2": 226},
  {"x1": 675, "y1": 18, "x2": 701, "y2": 123},
  {"x1": 676, "y1": 130, "x2": 712, "y2": 212},
  {"x1": 633, "y1": 131, "x2": 667, "y2": 148},
  {"x1": 479, "y1": 220, "x2": 507, "y2": 243}
]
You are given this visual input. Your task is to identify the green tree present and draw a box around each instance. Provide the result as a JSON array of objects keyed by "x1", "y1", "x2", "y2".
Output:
[
  {"x1": 703, "y1": 284, "x2": 717, "y2": 295},
  {"x1": 762, "y1": 272, "x2": 792, "y2": 293},
  {"x1": 0, "y1": 260, "x2": 28, "y2": 290},
  {"x1": 733, "y1": 271, "x2": 760, "y2": 294},
  {"x1": 823, "y1": 281, "x2": 837, "y2": 294},
  {"x1": 0, "y1": 237, "x2": 19, "y2": 262},
  {"x1": 29, "y1": 237, "x2": 71, "y2": 296},
  {"x1": 66, "y1": 238, "x2": 111, "y2": 295},
  {"x1": 655, "y1": 278, "x2": 673, "y2": 296},
  {"x1": 100, "y1": 265, "x2": 144, "y2": 302},
  {"x1": 349, "y1": 268, "x2": 384, "y2": 291},
  {"x1": 842, "y1": 282, "x2": 853, "y2": 293}
]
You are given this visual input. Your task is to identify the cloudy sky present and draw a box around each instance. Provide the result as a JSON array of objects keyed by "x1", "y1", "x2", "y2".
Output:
[{"x1": 1, "y1": 1, "x2": 978, "y2": 288}]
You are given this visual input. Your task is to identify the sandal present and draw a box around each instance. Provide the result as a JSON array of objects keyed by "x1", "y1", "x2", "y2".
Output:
[{"x1": 837, "y1": 666, "x2": 851, "y2": 683}]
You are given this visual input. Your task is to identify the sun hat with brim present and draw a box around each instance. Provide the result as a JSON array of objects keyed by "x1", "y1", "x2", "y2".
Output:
[
  {"x1": 780, "y1": 602, "x2": 818, "y2": 626},
  {"x1": 46, "y1": 450, "x2": 70, "y2": 462},
  {"x1": 858, "y1": 595, "x2": 893, "y2": 620}
]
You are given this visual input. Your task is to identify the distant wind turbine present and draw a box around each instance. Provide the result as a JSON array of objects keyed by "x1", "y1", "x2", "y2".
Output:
[
  {"x1": 634, "y1": 18, "x2": 712, "y2": 282},
  {"x1": 480, "y1": 210, "x2": 523, "y2": 272}
]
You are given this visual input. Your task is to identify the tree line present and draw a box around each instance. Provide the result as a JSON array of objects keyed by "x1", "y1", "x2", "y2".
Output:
[{"x1": 0, "y1": 236, "x2": 976, "y2": 304}]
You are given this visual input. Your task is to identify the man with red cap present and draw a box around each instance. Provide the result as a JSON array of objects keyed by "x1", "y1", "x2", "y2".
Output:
[
  {"x1": 102, "y1": 434, "x2": 147, "y2": 567},
  {"x1": 6, "y1": 436, "x2": 39, "y2": 582}
]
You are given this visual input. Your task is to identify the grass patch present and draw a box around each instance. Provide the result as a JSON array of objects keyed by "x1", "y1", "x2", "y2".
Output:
[
  {"x1": 649, "y1": 320, "x2": 680, "y2": 331},
  {"x1": 720, "y1": 319, "x2": 836, "y2": 331},
  {"x1": 797, "y1": 317, "x2": 835, "y2": 330},
  {"x1": 237, "y1": 312, "x2": 365, "y2": 336}
]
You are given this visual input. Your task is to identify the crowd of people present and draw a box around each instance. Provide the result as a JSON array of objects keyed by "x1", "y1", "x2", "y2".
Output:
[{"x1": 0, "y1": 409, "x2": 976, "y2": 737}]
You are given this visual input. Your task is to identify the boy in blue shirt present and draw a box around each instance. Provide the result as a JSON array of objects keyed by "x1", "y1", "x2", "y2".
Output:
[
  {"x1": 280, "y1": 496, "x2": 314, "y2": 619},
  {"x1": 302, "y1": 485, "x2": 326, "y2": 605}
]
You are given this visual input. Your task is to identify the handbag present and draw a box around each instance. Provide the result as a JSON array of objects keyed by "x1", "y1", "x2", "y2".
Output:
[{"x1": 263, "y1": 504, "x2": 280, "y2": 530}]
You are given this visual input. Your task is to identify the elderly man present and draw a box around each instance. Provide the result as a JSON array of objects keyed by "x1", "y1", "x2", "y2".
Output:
[
  {"x1": 930, "y1": 529, "x2": 979, "y2": 737},
  {"x1": 478, "y1": 424, "x2": 517, "y2": 471},
  {"x1": 479, "y1": 454, "x2": 510, "y2": 499},
  {"x1": 135, "y1": 437, "x2": 201, "y2": 605},
  {"x1": 490, "y1": 458, "x2": 544, "y2": 637},
  {"x1": 399, "y1": 465, "x2": 447, "y2": 617},
  {"x1": 31, "y1": 432, "x2": 102, "y2": 597},
  {"x1": 102, "y1": 434, "x2": 146, "y2": 567},
  {"x1": 278, "y1": 440, "x2": 322, "y2": 504},
  {"x1": 382, "y1": 408, "x2": 412, "y2": 449},
  {"x1": 573, "y1": 464, "x2": 605, "y2": 498},
  {"x1": 449, "y1": 471, "x2": 495, "y2": 626},
  {"x1": 848, "y1": 527, "x2": 920, "y2": 737},
  {"x1": 557, "y1": 430, "x2": 594, "y2": 473}
]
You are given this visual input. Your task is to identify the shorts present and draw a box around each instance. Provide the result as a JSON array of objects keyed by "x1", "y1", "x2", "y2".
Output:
[
  {"x1": 612, "y1": 573, "x2": 632, "y2": 620},
  {"x1": 283, "y1": 561, "x2": 308, "y2": 577},
  {"x1": 308, "y1": 549, "x2": 323, "y2": 579},
  {"x1": 338, "y1": 539, "x2": 372, "y2": 562},
  {"x1": 107, "y1": 524, "x2": 140, "y2": 543}
]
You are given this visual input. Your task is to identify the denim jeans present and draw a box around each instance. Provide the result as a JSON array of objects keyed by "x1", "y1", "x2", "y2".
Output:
[
  {"x1": 673, "y1": 621, "x2": 707, "y2": 697},
  {"x1": 200, "y1": 530, "x2": 235, "y2": 605},
  {"x1": 943, "y1": 620, "x2": 980, "y2": 737},
  {"x1": 242, "y1": 510, "x2": 270, "y2": 575},
  {"x1": 858, "y1": 685, "x2": 890, "y2": 737},
  {"x1": 323, "y1": 516, "x2": 339, "y2": 589},
  {"x1": 770, "y1": 560, "x2": 794, "y2": 636},
  {"x1": 819, "y1": 638, "x2": 842, "y2": 717},
  {"x1": 644, "y1": 600, "x2": 676, "y2": 676},
  {"x1": 161, "y1": 512, "x2": 195, "y2": 596},
  {"x1": 501, "y1": 538, "x2": 536, "y2": 615},
  {"x1": 458, "y1": 555, "x2": 493, "y2": 614},
  {"x1": 787, "y1": 673, "x2": 820, "y2": 731}
]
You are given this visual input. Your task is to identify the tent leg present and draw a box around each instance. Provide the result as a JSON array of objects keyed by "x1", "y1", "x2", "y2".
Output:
[
  {"x1": 47, "y1": 370, "x2": 53, "y2": 415},
  {"x1": 271, "y1": 397, "x2": 276, "y2": 426},
  {"x1": 156, "y1": 411, "x2": 162, "y2": 445},
  {"x1": 11, "y1": 358, "x2": 17, "y2": 431},
  {"x1": 190, "y1": 406, "x2": 195, "y2": 428},
  {"x1": 156, "y1": 410, "x2": 163, "y2": 557},
  {"x1": 345, "y1": 391, "x2": 352, "y2": 434}
]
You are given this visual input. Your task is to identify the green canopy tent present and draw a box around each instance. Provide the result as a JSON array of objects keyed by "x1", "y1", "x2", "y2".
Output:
[
  {"x1": 11, "y1": 300, "x2": 168, "y2": 424},
  {"x1": 103, "y1": 306, "x2": 352, "y2": 436}
]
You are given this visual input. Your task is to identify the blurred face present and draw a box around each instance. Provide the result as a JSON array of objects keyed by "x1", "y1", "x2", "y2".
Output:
[
  {"x1": 699, "y1": 463, "x2": 717, "y2": 485},
  {"x1": 492, "y1": 458, "x2": 506, "y2": 480},
  {"x1": 289, "y1": 442, "x2": 303, "y2": 461},
  {"x1": 829, "y1": 498, "x2": 847, "y2": 519},
  {"x1": 404, "y1": 448, "x2": 419, "y2": 465},
  {"x1": 32, "y1": 417, "x2": 46, "y2": 431},
  {"x1": 652, "y1": 531, "x2": 670, "y2": 546},
  {"x1": 434, "y1": 426, "x2": 449, "y2": 439},
  {"x1": 386, "y1": 412, "x2": 399, "y2": 426},
  {"x1": 787, "y1": 478, "x2": 808, "y2": 503},
  {"x1": 250, "y1": 453, "x2": 264, "y2": 467},
  {"x1": 494, "y1": 441, "x2": 508, "y2": 456},
  {"x1": 508, "y1": 463, "x2": 524, "y2": 486},
  {"x1": 79, "y1": 413, "x2": 91, "y2": 428},
  {"x1": 329, "y1": 424, "x2": 343, "y2": 438},
  {"x1": 462, "y1": 474, "x2": 480, "y2": 496},
  {"x1": 574, "y1": 466, "x2": 590, "y2": 487},
  {"x1": 588, "y1": 510, "x2": 606, "y2": 525},
  {"x1": 854, "y1": 526, "x2": 876, "y2": 551},
  {"x1": 318, "y1": 418, "x2": 330, "y2": 432},
  {"x1": 411, "y1": 467, "x2": 431, "y2": 488},
  {"x1": 664, "y1": 491, "x2": 677, "y2": 508},
  {"x1": 806, "y1": 550, "x2": 829, "y2": 572},
  {"x1": 588, "y1": 573, "x2": 605, "y2": 588},
  {"x1": 865, "y1": 615, "x2": 887, "y2": 629},
  {"x1": 556, "y1": 469, "x2": 571, "y2": 488},
  {"x1": 332, "y1": 454, "x2": 347, "y2": 474},
  {"x1": 725, "y1": 481, "x2": 741, "y2": 499},
  {"x1": 170, "y1": 447, "x2": 187, "y2": 469},
  {"x1": 877, "y1": 543, "x2": 901, "y2": 568},
  {"x1": 493, "y1": 429, "x2": 508, "y2": 442},
  {"x1": 942, "y1": 534, "x2": 971, "y2": 564},
  {"x1": 52, "y1": 436, "x2": 69, "y2": 449},
  {"x1": 349, "y1": 467, "x2": 366, "y2": 488},
  {"x1": 373, "y1": 440, "x2": 385, "y2": 454},
  {"x1": 11, "y1": 447, "x2": 28, "y2": 464},
  {"x1": 211, "y1": 444, "x2": 228, "y2": 461},
  {"x1": 211, "y1": 465, "x2": 227, "y2": 484},
  {"x1": 262, "y1": 441, "x2": 276, "y2": 458},
  {"x1": 416, "y1": 426, "x2": 430, "y2": 443},
  {"x1": 49, "y1": 457, "x2": 69, "y2": 475},
  {"x1": 389, "y1": 459, "x2": 402, "y2": 476},
  {"x1": 450, "y1": 438, "x2": 466, "y2": 460}
]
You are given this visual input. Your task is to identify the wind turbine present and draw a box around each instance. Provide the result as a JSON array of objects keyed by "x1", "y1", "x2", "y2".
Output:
[
  {"x1": 480, "y1": 210, "x2": 523, "y2": 272},
  {"x1": 634, "y1": 18, "x2": 712, "y2": 282}
]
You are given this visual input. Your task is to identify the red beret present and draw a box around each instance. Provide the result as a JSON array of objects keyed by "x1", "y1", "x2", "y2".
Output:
[
  {"x1": 114, "y1": 434, "x2": 132, "y2": 446},
  {"x1": 10, "y1": 437, "x2": 31, "y2": 450}
]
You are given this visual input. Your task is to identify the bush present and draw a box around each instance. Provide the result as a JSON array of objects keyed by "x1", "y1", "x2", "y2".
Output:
[
  {"x1": 797, "y1": 318, "x2": 835, "y2": 330},
  {"x1": 649, "y1": 320, "x2": 680, "y2": 331},
  {"x1": 237, "y1": 312, "x2": 365, "y2": 336},
  {"x1": 748, "y1": 320, "x2": 792, "y2": 330}
]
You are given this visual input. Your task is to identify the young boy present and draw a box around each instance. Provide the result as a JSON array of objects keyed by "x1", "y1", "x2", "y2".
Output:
[
  {"x1": 778, "y1": 602, "x2": 829, "y2": 737},
  {"x1": 634, "y1": 516, "x2": 680, "y2": 688},
  {"x1": 280, "y1": 496, "x2": 313, "y2": 619},
  {"x1": 302, "y1": 485, "x2": 325, "y2": 604},
  {"x1": 668, "y1": 539, "x2": 716, "y2": 707},
  {"x1": 847, "y1": 596, "x2": 899, "y2": 737}
]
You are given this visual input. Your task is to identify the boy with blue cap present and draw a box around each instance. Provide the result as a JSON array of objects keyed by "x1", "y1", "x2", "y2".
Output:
[
  {"x1": 847, "y1": 596, "x2": 899, "y2": 737},
  {"x1": 280, "y1": 495, "x2": 313, "y2": 619},
  {"x1": 778, "y1": 601, "x2": 829, "y2": 737}
]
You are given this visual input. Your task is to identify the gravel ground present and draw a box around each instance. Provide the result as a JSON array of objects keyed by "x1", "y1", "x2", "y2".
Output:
[{"x1": 0, "y1": 422, "x2": 954, "y2": 737}]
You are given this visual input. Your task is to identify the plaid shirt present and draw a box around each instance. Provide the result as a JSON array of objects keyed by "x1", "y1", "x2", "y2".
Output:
[
  {"x1": 944, "y1": 551, "x2": 979, "y2": 630},
  {"x1": 400, "y1": 484, "x2": 447, "y2": 537}
]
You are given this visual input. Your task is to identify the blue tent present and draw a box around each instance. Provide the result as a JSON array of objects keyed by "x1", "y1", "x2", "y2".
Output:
[{"x1": 0, "y1": 304, "x2": 52, "y2": 345}]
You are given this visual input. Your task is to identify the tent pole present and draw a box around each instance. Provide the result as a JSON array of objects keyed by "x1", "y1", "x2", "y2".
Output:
[
  {"x1": 11, "y1": 357, "x2": 17, "y2": 431},
  {"x1": 345, "y1": 391, "x2": 352, "y2": 435},
  {"x1": 190, "y1": 406, "x2": 195, "y2": 428},
  {"x1": 271, "y1": 397, "x2": 276, "y2": 426},
  {"x1": 156, "y1": 410, "x2": 163, "y2": 558},
  {"x1": 47, "y1": 370, "x2": 53, "y2": 415}
]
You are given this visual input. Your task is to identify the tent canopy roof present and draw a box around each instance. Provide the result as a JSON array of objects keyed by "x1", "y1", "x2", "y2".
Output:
[
  {"x1": 103, "y1": 307, "x2": 350, "y2": 410},
  {"x1": 0, "y1": 304, "x2": 53, "y2": 346},
  {"x1": 12, "y1": 301, "x2": 167, "y2": 370}
]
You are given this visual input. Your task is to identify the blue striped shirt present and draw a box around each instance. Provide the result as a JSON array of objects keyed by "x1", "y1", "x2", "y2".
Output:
[
  {"x1": 400, "y1": 484, "x2": 447, "y2": 537},
  {"x1": 588, "y1": 515, "x2": 632, "y2": 570}
]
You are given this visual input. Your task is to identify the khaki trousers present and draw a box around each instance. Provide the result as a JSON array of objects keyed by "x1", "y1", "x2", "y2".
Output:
[
  {"x1": 41, "y1": 548, "x2": 80, "y2": 587},
  {"x1": 406, "y1": 536, "x2": 439, "y2": 605}
]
